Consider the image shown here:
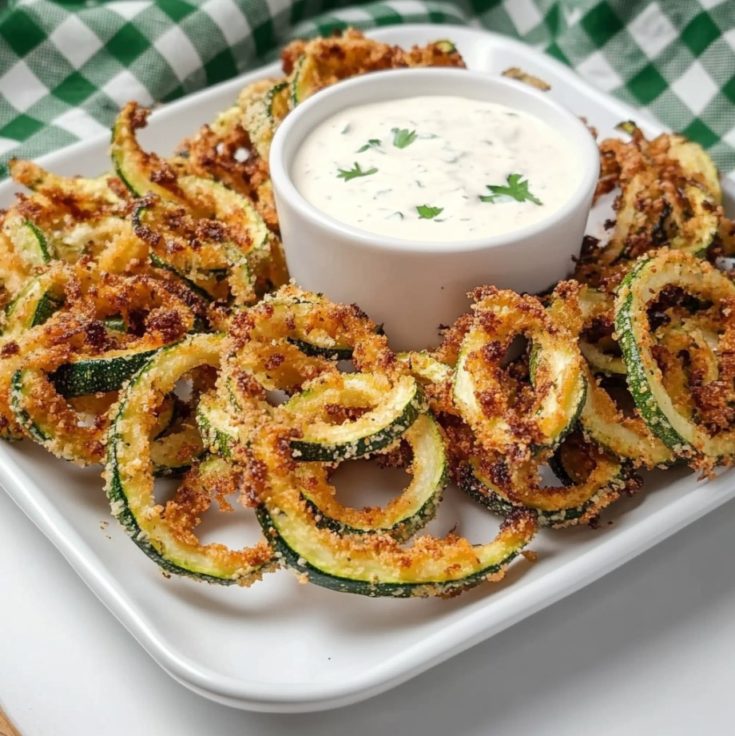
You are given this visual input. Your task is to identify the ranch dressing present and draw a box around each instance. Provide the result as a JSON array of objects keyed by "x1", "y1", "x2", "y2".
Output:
[{"x1": 292, "y1": 95, "x2": 582, "y2": 242}]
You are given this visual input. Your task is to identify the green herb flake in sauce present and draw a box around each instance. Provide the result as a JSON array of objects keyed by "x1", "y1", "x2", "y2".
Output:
[
  {"x1": 392, "y1": 128, "x2": 418, "y2": 149},
  {"x1": 337, "y1": 162, "x2": 378, "y2": 181},
  {"x1": 357, "y1": 138, "x2": 381, "y2": 153},
  {"x1": 479, "y1": 174, "x2": 543, "y2": 206},
  {"x1": 416, "y1": 204, "x2": 443, "y2": 220}
]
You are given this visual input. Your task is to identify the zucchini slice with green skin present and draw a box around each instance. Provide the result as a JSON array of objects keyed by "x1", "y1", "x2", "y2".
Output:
[
  {"x1": 244, "y1": 290, "x2": 380, "y2": 361},
  {"x1": 300, "y1": 413, "x2": 446, "y2": 541},
  {"x1": 282, "y1": 372, "x2": 424, "y2": 462},
  {"x1": 2, "y1": 212, "x2": 54, "y2": 266},
  {"x1": 10, "y1": 160, "x2": 134, "y2": 265},
  {"x1": 149, "y1": 420, "x2": 204, "y2": 477},
  {"x1": 223, "y1": 285, "x2": 389, "y2": 412},
  {"x1": 176, "y1": 175, "x2": 271, "y2": 293},
  {"x1": 2, "y1": 269, "x2": 66, "y2": 334},
  {"x1": 237, "y1": 78, "x2": 289, "y2": 166},
  {"x1": 6, "y1": 270, "x2": 199, "y2": 459},
  {"x1": 196, "y1": 390, "x2": 242, "y2": 458},
  {"x1": 453, "y1": 290, "x2": 586, "y2": 458},
  {"x1": 111, "y1": 102, "x2": 182, "y2": 200},
  {"x1": 397, "y1": 351, "x2": 454, "y2": 414},
  {"x1": 527, "y1": 341, "x2": 587, "y2": 447},
  {"x1": 112, "y1": 102, "x2": 275, "y2": 294},
  {"x1": 178, "y1": 175, "x2": 270, "y2": 251},
  {"x1": 669, "y1": 185, "x2": 719, "y2": 257},
  {"x1": 155, "y1": 243, "x2": 253, "y2": 305},
  {"x1": 11, "y1": 371, "x2": 51, "y2": 444},
  {"x1": 229, "y1": 337, "x2": 336, "y2": 397},
  {"x1": 580, "y1": 336, "x2": 626, "y2": 375},
  {"x1": 655, "y1": 321, "x2": 720, "y2": 424},
  {"x1": 608, "y1": 177, "x2": 717, "y2": 263},
  {"x1": 288, "y1": 337, "x2": 354, "y2": 361},
  {"x1": 28, "y1": 291, "x2": 63, "y2": 327},
  {"x1": 614, "y1": 249, "x2": 735, "y2": 463},
  {"x1": 266, "y1": 81, "x2": 289, "y2": 123},
  {"x1": 287, "y1": 35, "x2": 463, "y2": 108},
  {"x1": 8, "y1": 159, "x2": 131, "y2": 263},
  {"x1": 578, "y1": 287, "x2": 626, "y2": 375},
  {"x1": 397, "y1": 351, "x2": 453, "y2": 384},
  {"x1": 289, "y1": 54, "x2": 316, "y2": 107},
  {"x1": 103, "y1": 315, "x2": 127, "y2": 333},
  {"x1": 198, "y1": 395, "x2": 445, "y2": 539},
  {"x1": 209, "y1": 103, "x2": 242, "y2": 138},
  {"x1": 110, "y1": 103, "x2": 273, "y2": 292},
  {"x1": 458, "y1": 433, "x2": 635, "y2": 528},
  {"x1": 105, "y1": 333, "x2": 276, "y2": 585},
  {"x1": 667, "y1": 136, "x2": 721, "y2": 204},
  {"x1": 135, "y1": 200, "x2": 256, "y2": 306},
  {"x1": 253, "y1": 429, "x2": 536, "y2": 597},
  {"x1": 12, "y1": 363, "x2": 201, "y2": 473},
  {"x1": 239, "y1": 79, "x2": 283, "y2": 162},
  {"x1": 50, "y1": 346, "x2": 161, "y2": 397},
  {"x1": 11, "y1": 367, "x2": 107, "y2": 464},
  {"x1": 148, "y1": 251, "x2": 214, "y2": 302},
  {"x1": 602, "y1": 172, "x2": 652, "y2": 264},
  {"x1": 48, "y1": 216, "x2": 133, "y2": 264},
  {"x1": 151, "y1": 395, "x2": 178, "y2": 438},
  {"x1": 433, "y1": 39, "x2": 457, "y2": 53},
  {"x1": 580, "y1": 364, "x2": 673, "y2": 468},
  {"x1": 10, "y1": 159, "x2": 125, "y2": 205}
]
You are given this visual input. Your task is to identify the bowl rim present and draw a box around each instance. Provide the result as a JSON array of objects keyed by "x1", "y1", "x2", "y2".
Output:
[{"x1": 269, "y1": 67, "x2": 600, "y2": 255}]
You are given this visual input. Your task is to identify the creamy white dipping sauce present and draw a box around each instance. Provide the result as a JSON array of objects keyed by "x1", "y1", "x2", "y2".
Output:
[{"x1": 292, "y1": 95, "x2": 582, "y2": 242}]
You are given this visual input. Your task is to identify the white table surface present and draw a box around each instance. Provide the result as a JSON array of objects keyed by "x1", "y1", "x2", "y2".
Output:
[{"x1": 2, "y1": 482, "x2": 734, "y2": 735}]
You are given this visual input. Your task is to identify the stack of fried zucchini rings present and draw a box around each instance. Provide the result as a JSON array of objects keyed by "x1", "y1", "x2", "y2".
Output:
[{"x1": 1, "y1": 30, "x2": 734, "y2": 599}]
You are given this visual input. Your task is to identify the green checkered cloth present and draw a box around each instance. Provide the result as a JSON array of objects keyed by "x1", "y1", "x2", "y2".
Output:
[{"x1": 1, "y1": 0, "x2": 734, "y2": 178}]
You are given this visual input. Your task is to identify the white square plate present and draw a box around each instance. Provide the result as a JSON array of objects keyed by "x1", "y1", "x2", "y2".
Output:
[{"x1": 1, "y1": 25, "x2": 733, "y2": 713}]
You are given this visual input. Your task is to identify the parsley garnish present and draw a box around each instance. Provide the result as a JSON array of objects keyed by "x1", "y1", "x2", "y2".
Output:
[
  {"x1": 416, "y1": 204, "x2": 443, "y2": 219},
  {"x1": 357, "y1": 138, "x2": 381, "y2": 153},
  {"x1": 337, "y1": 162, "x2": 378, "y2": 181},
  {"x1": 480, "y1": 174, "x2": 542, "y2": 205},
  {"x1": 392, "y1": 128, "x2": 417, "y2": 149}
]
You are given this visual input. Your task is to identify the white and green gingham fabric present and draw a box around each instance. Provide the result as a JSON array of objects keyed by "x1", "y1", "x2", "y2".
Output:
[{"x1": 1, "y1": 0, "x2": 734, "y2": 178}]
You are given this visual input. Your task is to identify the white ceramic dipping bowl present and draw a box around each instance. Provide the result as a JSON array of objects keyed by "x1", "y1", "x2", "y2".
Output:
[{"x1": 270, "y1": 68, "x2": 599, "y2": 350}]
